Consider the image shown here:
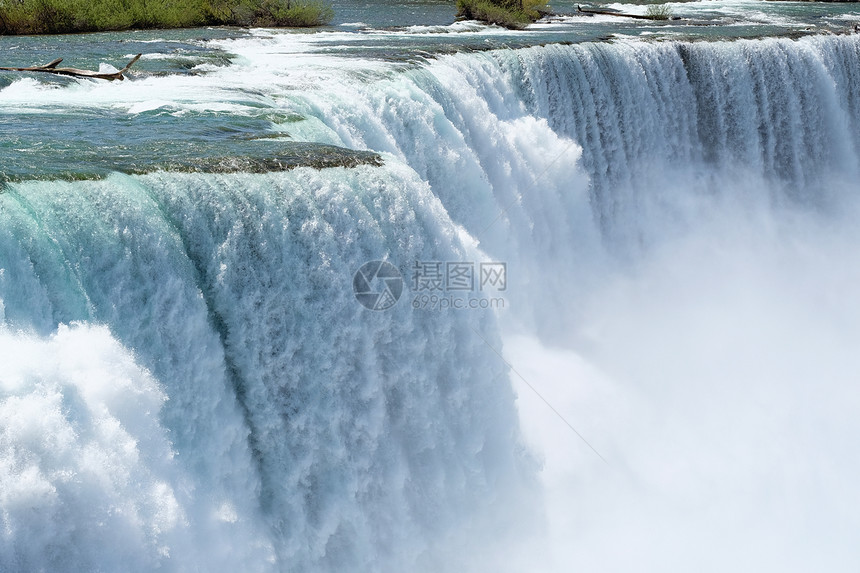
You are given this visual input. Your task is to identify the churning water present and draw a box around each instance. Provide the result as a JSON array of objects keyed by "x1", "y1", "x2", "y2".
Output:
[{"x1": 1, "y1": 7, "x2": 860, "y2": 572}]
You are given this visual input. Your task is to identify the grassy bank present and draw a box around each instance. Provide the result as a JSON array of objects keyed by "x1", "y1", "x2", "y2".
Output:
[
  {"x1": 456, "y1": 0, "x2": 549, "y2": 29},
  {"x1": 0, "y1": 0, "x2": 333, "y2": 35}
]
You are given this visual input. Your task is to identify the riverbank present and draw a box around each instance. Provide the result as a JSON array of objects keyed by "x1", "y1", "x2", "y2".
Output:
[{"x1": 0, "y1": 0, "x2": 333, "y2": 35}]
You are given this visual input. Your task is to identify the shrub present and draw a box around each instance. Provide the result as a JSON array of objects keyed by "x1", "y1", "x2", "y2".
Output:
[
  {"x1": 456, "y1": 0, "x2": 548, "y2": 29},
  {"x1": 644, "y1": 3, "x2": 673, "y2": 20},
  {"x1": 0, "y1": 0, "x2": 334, "y2": 34}
]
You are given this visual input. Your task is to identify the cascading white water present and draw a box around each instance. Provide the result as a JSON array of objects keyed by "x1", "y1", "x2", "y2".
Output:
[
  {"x1": 312, "y1": 36, "x2": 859, "y2": 230},
  {"x1": 0, "y1": 166, "x2": 536, "y2": 572},
  {"x1": 2, "y1": 32, "x2": 860, "y2": 571},
  {"x1": 267, "y1": 33, "x2": 859, "y2": 329}
]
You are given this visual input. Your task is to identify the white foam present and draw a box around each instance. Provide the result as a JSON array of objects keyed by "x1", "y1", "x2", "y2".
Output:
[{"x1": 0, "y1": 324, "x2": 184, "y2": 570}]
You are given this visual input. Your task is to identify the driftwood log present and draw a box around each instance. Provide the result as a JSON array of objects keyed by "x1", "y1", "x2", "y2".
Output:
[
  {"x1": 577, "y1": 5, "x2": 681, "y2": 20},
  {"x1": 0, "y1": 54, "x2": 142, "y2": 81}
]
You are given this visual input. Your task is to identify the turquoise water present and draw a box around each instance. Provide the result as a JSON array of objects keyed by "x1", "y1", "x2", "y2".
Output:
[{"x1": 1, "y1": 1, "x2": 858, "y2": 183}]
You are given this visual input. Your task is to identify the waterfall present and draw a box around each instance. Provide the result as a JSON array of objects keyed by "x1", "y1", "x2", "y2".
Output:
[{"x1": 2, "y1": 32, "x2": 859, "y2": 571}]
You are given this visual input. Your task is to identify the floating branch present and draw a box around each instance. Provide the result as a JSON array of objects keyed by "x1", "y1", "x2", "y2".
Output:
[
  {"x1": 0, "y1": 54, "x2": 142, "y2": 81},
  {"x1": 577, "y1": 5, "x2": 681, "y2": 21}
]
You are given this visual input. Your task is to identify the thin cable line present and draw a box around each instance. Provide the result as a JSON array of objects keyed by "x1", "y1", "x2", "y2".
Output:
[{"x1": 470, "y1": 326, "x2": 609, "y2": 466}]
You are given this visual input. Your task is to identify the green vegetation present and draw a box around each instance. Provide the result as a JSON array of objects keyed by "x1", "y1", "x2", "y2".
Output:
[
  {"x1": 456, "y1": 0, "x2": 549, "y2": 29},
  {"x1": 0, "y1": 0, "x2": 334, "y2": 35},
  {"x1": 644, "y1": 3, "x2": 673, "y2": 20}
]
